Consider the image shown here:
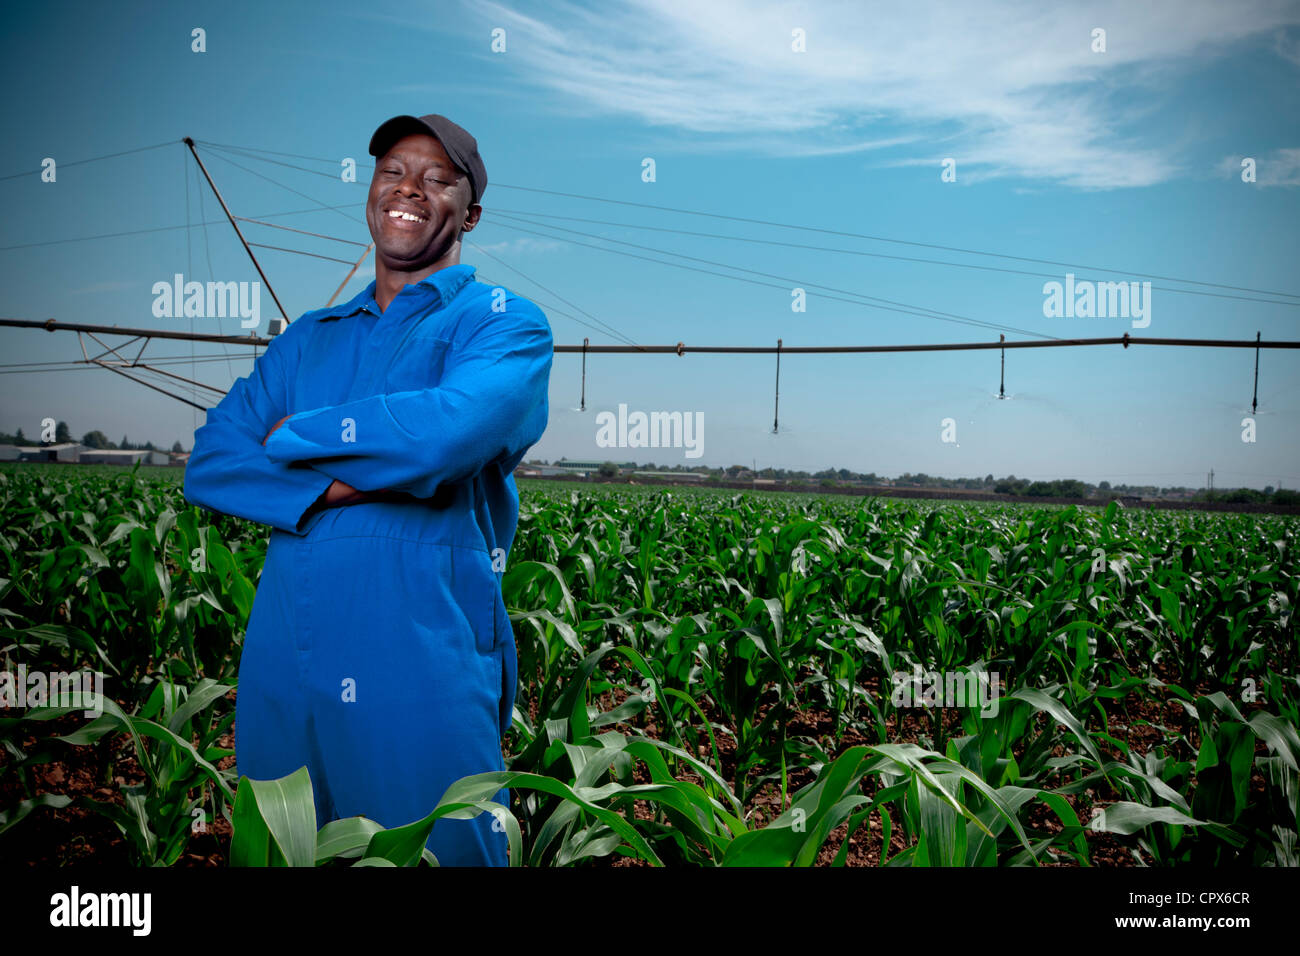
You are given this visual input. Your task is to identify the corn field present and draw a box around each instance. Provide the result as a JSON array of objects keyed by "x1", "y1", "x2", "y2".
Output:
[{"x1": 1, "y1": 463, "x2": 1297, "y2": 866}]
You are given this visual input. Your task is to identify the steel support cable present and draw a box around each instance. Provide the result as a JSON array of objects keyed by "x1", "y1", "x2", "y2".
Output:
[
  {"x1": 489, "y1": 216, "x2": 1056, "y2": 340},
  {"x1": 0, "y1": 353, "x2": 265, "y2": 370},
  {"x1": 195, "y1": 141, "x2": 348, "y2": 182},
  {"x1": 0, "y1": 141, "x2": 178, "y2": 182},
  {"x1": 183, "y1": 142, "x2": 1300, "y2": 302},
  {"x1": 468, "y1": 241, "x2": 641, "y2": 348},
  {"x1": 491, "y1": 208, "x2": 1299, "y2": 309},
  {"x1": 488, "y1": 183, "x2": 1300, "y2": 302},
  {"x1": 197, "y1": 148, "x2": 365, "y2": 229},
  {"x1": 233, "y1": 216, "x2": 369, "y2": 246},
  {"x1": 244, "y1": 242, "x2": 358, "y2": 265},
  {"x1": 474, "y1": 274, "x2": 637, "y2": 344},
  {"x1": 18, "y1": 136, "x2": 1293, "y2": 304},
  {"x1": 0, "y1": 204, "x2": 368, "y2": 252},
  {"x1": 192, "y1": 150, "x2": 240, "y2": 376}
]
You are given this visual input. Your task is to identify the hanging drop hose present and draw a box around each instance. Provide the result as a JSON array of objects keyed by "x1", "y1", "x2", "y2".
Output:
[
  {"x1": 773, "y1": 338, "x2": 782, "y2": 434},
  {"x1": 1252, "y1": 331, "x2": 1260, "y2": 414},
  {"x1": 999, "y1": 334, "x2": 1006, "y2": 399},
  {"x1": 580, "y1": 337, "x2": 587, "y2": 412}
]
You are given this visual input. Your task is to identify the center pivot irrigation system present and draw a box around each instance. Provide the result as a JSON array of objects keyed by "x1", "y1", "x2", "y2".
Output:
[{"x1": 1, "y1": 137, "x2": 1297, "y2": 426}]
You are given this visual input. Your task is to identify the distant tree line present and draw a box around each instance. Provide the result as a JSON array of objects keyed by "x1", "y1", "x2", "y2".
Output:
[
  {"x1": 1198, "y1": 487, "x2": 1300, "y2": 506},
  {"x1": 0, "y1": 421, "x2": 185, "y2": 454},
  {"x1": 530, "y1": 460, "x2": 1293, "y2": 504}
]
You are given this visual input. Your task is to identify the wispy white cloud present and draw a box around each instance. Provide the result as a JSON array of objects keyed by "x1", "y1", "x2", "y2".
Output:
[
  {"x1": 1274, "y1": 25, "x2": 1300, "y2": 65},
  {"x1": 447, "y1": 0, "x2": 1300, "y2": 188},
  {"x1": 1217, "y1": 148, "x2": 1300, "y2": 186},
  {"x1": 1260, "y1": 148, "x2": 1300, "y2": 185},
  {"x1": 469, "y1": 236, "x2": 565, "y2": 256}
]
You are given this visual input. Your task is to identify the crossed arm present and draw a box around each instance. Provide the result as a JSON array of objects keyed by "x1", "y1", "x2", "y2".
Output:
[
  {"x1": 183, "y1": 302, "x2": 552, "y2": 533},
  {"x1": 261, "y1": 305, "x2": 552, "y2": 500},
  {"x1": 260, "y1": 415, "x2": 374, "y2": 508}
]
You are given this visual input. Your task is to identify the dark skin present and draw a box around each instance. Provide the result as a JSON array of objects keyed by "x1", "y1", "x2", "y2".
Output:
[
  {"x1": 263, "y1": 131, "x2": 483, "y2": 509},
  {"x1": 368, "y1": 132, "x2": 482, "y2": 311}
]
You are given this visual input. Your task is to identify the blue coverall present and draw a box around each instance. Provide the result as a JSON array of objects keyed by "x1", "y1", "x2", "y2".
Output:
[{"x1": 183, "y1": 263, "x2": 552, "y2": 866}]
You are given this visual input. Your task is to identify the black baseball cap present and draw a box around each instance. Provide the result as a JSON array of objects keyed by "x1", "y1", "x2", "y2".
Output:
[{"x1": 368, "y1": 114, "x2": 487, "y2": 205}]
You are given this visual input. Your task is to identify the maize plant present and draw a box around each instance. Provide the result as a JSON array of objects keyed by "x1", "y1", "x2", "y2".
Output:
[{"x1": 2, "y1": 465, "x2": 1297, "y2": 866}]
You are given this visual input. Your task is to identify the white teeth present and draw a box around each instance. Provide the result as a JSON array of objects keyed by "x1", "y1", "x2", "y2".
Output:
[{"x1": 387, "y1": 210, "x2": 425, "y2": 222}]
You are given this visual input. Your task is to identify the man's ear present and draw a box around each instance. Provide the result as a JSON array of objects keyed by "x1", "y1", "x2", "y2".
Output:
[{"x1": 461, "y1": 202, "x2": 483, "y2": 234}]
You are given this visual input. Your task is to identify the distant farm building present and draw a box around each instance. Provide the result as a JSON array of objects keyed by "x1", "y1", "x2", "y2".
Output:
[
  {"x1": 517, "y1": 465, "x2": 582, "y2": 478},
  {"x1": 79, "y1": 449, "x2": 170, "y2": 466},
  {"x1": 2, "y1": 442, "x2": 86, "y2": 462},
  {"x1": 551, "y1": 459, "x2": 637, "y2": 473}
]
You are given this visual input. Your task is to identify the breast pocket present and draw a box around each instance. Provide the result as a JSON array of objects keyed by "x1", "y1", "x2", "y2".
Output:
[{"x1": 385, "y1": 334, "x2": 452, "y2": 393}]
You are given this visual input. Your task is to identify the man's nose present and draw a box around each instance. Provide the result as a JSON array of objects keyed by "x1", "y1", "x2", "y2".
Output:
[{"x1": 395, "y1": 175, "x2": 425, "y2": 197}]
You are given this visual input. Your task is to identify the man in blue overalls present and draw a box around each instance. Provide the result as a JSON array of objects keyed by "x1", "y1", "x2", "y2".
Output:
[{"x1": 184, "y1": 113, "x2": 552, "y2": 866}]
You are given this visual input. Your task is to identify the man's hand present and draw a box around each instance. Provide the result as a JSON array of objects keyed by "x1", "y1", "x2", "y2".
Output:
[
  {"x1": 263, "y1": 415, "x2": 292, "y2": 446},
  {"x1": 321, "y1": 479, "x2": 370, "y2": 507},
  {"x1": 265, "y1": 418, "x2": 395, "y2": 512},
  {"x1": 310, "y1": 480, "x2": 401, "y2": 515}
]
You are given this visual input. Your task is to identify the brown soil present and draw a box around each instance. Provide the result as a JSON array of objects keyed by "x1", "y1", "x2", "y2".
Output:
[{"x1": 0, "y1": 664, "x2": 1275, "y2": 867}]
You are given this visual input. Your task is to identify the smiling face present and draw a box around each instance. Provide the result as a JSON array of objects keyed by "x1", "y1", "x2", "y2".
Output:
[{"x1": 366, "y1": 132, "x2": 481, "y2": 281}]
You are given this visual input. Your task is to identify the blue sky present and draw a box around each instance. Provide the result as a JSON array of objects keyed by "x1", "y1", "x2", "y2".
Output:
[{"x1": 2, "y1": 0, "x2": 1298, "y2": 488}]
